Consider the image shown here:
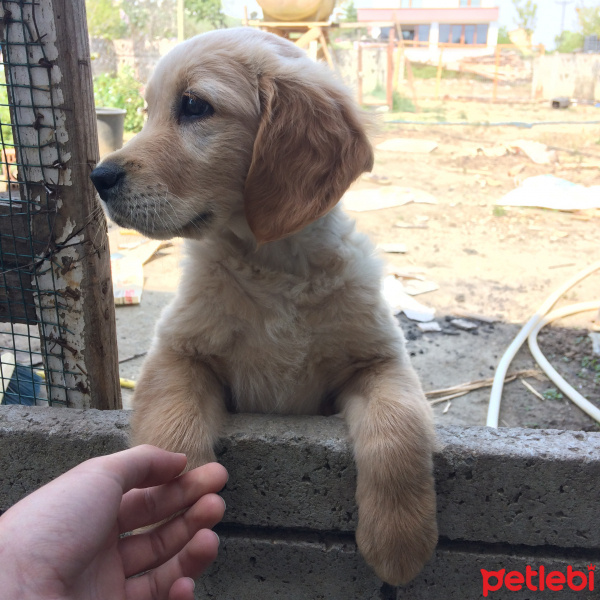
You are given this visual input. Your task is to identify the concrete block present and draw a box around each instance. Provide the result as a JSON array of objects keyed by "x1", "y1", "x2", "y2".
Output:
[
  {"x1": 0, "y1": 406, "x2": 128, "y2": 509},
  {"x1": 198, "y1": 528, "x2": 390, "y2": 600},
  {"x1": 436, "y1": 426, "x2": 600, "y2": 549},
  {"x1": 199, "y1": 529, "x2": 600, "y2": 600},
  {"x1": 217, "y1": 414, "x2": 358, "y2": 531},
  {"x1": 402, "y1": 544, "x2": 600, "y2": 600}
]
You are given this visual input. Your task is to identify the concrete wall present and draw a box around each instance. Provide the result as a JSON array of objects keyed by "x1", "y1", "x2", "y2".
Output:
[
  {"x1": 1, "y1": 406, "x2": 599, "y2": 599},
  {"x1": 532, "y1": 53, "x2": 600, "y2": 102}
]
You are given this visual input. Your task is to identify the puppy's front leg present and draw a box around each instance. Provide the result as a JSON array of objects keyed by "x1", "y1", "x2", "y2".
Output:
[
  {"x1": 339, "y1": 360, "x2": 438, "y2": 585},
  {"x1": 131, "y1": 347, "x2": 226, "y2": 468}
]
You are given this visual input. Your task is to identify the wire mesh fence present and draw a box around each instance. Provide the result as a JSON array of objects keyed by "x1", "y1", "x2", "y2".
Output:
[{"x1": 0, "y1": 0, "x2": 121, "y2": 408}]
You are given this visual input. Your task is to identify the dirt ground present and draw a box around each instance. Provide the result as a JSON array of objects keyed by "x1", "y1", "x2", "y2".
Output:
[{"x1": 115, "y1": 99, "x2": 600, "y2": 432}]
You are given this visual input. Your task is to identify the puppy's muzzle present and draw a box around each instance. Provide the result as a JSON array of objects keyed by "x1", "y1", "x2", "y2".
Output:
[{"x1": 90, "y1": 162, "x2": 125, "y2": 202}]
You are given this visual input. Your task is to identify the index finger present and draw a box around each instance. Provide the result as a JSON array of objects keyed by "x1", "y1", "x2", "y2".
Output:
[{"x1": 92, "y1": 445, "x2": 188, "y2": 494}]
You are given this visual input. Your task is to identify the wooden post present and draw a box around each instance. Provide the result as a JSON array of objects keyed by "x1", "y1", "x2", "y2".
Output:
[
  {"x1": 395, "y1": 23, "x2": 419, "y2": 112},
  {"x1": 493, "y1": 44, "x2": 501, "y2": 102},
  {"x1": 392, "y1": 45, "x2": 403, "y2": 92},
  {"x1": 386, "y1": 27, "x2": 395, "y2": 109},
  {"x1": 436, "y1": 47, "x2": 444, "y2": 100},
  {"x1": 1, "y1": 0, "x2": 121, "y2": 408},
  {"x1": 54, "y1": 0, "x2": 122, "y2": 408},
  {"x1": 357, "y1": 43, "x2": 363, "y2": 106},
  {"x1": 318, "y1": 31, "x2": 334, "y2": 70}
]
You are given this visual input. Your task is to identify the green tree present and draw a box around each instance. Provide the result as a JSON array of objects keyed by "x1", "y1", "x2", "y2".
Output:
[
  {"x1": 340, "y1": 1, "x2": 357, "y2": 22},
  {"x1": 186, "y1": 0, "x2": 227, "y2": 29},
  {"x1": 85, "y1": 0, "x2": 127, "y2": 39},
  {"x1": 577, "y1": 3, "x2": 600, "y2": 36},
  {"x1": 497, "y1": 25, "x2": 511, "y2": 44},
  {"x1": 512, "y1": 0, "x2": 538, "y2": 36},
  {"x1": 93, "y1": 66, "x2": 145, "y2": 133},
  {"x1": 554, "y1": 30, "x2": 585, "y2": 52},
  {"x1": 120, "y1": 0, "x2": 178, "y2": 40}
]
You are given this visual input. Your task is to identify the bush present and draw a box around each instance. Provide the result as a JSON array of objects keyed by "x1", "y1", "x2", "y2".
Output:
[
  {"x1": 0, "y1": 71, "x2": 14, "y2": 146},
  {"x1": 392, "y1": 92, "x2": 416, "y2": 112},
  {"x1": 93, "y1": 66, "x2": 145, "y2": 133}
]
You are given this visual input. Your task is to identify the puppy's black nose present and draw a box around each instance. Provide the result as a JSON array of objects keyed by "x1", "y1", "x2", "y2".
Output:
[{"x1": 90, "y1": 163, "x2": 125, "y2": 199}]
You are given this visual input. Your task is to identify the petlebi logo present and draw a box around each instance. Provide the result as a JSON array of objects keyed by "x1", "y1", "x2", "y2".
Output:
[{"x1": 481, "y1": 565, "x2": 595, "y2": 596}]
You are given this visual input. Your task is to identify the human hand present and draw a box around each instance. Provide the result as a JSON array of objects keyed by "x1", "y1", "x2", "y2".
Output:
[{"x1": 0, "y1": 444, "x2": 228, "y2": 600}]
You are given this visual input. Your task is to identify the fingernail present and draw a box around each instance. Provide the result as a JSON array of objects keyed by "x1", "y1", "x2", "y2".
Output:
[
  {"x1": 185, "y1": 577, "x2": 196, "y2": 590},
  {"x1": 213, "y1": 531, "x2": 220, "y2": 546},
  {"x1": 221, "y1": 496, "x2": 226, "y2": 511}
]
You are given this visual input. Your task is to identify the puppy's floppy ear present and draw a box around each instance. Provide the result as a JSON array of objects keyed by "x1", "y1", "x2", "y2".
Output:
[{"x1": 244, "y1": 71, "x2": 374, "y2": 244}]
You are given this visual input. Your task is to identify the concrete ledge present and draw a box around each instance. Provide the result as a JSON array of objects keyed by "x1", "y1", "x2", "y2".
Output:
[
  {"x1": 2, "y1": 406, "x2": 599, "y2": 598},
  {"x1": 2, "y1": 407, "x2": 599, "y2": 547}
]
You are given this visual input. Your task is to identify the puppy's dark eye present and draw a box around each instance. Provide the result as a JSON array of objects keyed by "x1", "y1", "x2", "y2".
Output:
[{"x1": 180, "y1": 94, "x2": 214, "y2": 120}]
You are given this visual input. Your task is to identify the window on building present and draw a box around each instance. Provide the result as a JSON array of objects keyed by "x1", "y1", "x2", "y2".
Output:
[
  {"x1": 476, "y1": 23, "x2": 488, "y2": 43},
  {"x1": 401, "y1": 0, "x2": 422, "y2": 6},
  {"x1": 418, "y1": 24, "x2": 430, "y2": 43},
  {"x1": 439, "y1": 24, "x2": 450, "y2": 43},
  {"x1": 464, "y1": 24, "x2": 475, "y2": 44},
  {"x1": 439, "y1": 23, "x2": 489, "y2": 44},
  {"x1": 402, "y1": 27, "x2": 416, "y2": 41},
  {"x1": 459, "y1": 0, "x2": 481, "y2": 6},
  {"x1": 451, "y1": 24, "x2": 462, "y2": 43}
]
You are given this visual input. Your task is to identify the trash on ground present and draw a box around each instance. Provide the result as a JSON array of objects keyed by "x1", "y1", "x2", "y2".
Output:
[
  {"x1": 362, "y1": 173, "x2": 391, "y2": 185},
  {"x1": 478, "y1": 145, "x2": 508, "y2": 158},
  {"x1": 417, "y1": 321, "x2": 442, "y2": 333},
  {"x1": 521, "y1": 378, "x2": 545, "y2": 400},
  {"x1": 0, "y1": 323, "x2": 41, "y2": 365},
  {"x1": 386, "y1": 266, "x2": 426, "y2": 280},
  {"x1": 402, "y1": 279, "x2": 439, "y2": 296},
  {"x1": 590, "y1": 332, "x2": 600, "y2": 355},
  {"x1": 111, "y1": 257, "x2": 144, "y2": 305},
  {"x1": 394, "y1": 222, "x2": 428, "y2": 229},
  {"x1": 109, "y1": 228, "x2": 166, "y2": 305},
  {"x1": 509, "y1": 140, "x2": 556, "y2": 165},
  {"x1": 497, "y1": 175, "x2": 600, "y2": 211},
  {"x1": 0, "y1": 351, "x2": 43, "y2": 405},
  {"x1": 381, "y1": 275, "x2": 435, "y2": 322},
  {"x1": 551, "y1": 97, "x2": 570, "y2": 109},
  {"x1": 343, "y1": 186, "x2": 437, "y2": 212},
  {"x1": 426, "y1": 369, "x2": 542, "y2": 406},
  {"x1": 378, "y1": 243, "x2": 407, "y2": 254},
  {"x1": 452, "y1": 309, "x2": 498, "y2": 324},
  {"x1": 376, "y1": 138, "x2": 438, "y2": 153},
  {"x1": 450, "y1": 318, "x2": 478, "y2": 331},
  {"x1": 508, "y1": 163, "x2": 526, "y2": 177},
  {"x1": 486, "y1": 177, "x2": 502, "y2": 187}
]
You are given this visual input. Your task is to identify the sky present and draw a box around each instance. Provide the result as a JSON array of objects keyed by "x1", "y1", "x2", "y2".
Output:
[
  {"x1": 222, "y1": 1, "x2": 591, "y2": 50},
  {"x1": 495, "y1": 0, "x2": 581, "y2": 49}
]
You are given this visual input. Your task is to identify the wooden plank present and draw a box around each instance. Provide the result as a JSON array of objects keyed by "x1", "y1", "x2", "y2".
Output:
[{"x1": 50, "y1": 0, "x2": 122, "y2": 409}]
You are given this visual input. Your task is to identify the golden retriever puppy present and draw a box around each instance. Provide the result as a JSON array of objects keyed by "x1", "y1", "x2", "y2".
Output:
[{"x1": 91, "y1": 28, "x2": 437, "y2": 585}]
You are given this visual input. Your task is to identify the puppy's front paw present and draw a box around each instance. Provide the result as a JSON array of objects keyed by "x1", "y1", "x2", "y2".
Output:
[{"x1": 356, "y1": 486, "x2": 438, "y2": 586}]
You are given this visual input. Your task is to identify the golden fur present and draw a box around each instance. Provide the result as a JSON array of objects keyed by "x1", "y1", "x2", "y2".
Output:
[{"x1": 97, "y1": 28, "x2": 437, "y2": 585}]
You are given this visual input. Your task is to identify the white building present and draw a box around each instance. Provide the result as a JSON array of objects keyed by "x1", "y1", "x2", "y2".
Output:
[{"x1": 356, "y1": 0, "x2": 500, "y2": 62}]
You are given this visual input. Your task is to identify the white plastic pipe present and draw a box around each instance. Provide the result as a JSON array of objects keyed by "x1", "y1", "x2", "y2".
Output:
[
  {"x1": 487, "y1": 261, "x2": 600, "y2": 428},
  {"x1": 528, "y1": 301, "x2": 600, "y2": 424}
]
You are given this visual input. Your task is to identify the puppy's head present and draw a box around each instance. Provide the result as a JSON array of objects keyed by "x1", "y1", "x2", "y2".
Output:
[{"x1": 91, "y1": 28, "x2": 373, "y2": 243}]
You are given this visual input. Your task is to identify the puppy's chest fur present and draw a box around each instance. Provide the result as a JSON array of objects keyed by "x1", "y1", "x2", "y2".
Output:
[{"x1": 158, "y1": 212, "x2": 404, "y2": 414}]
